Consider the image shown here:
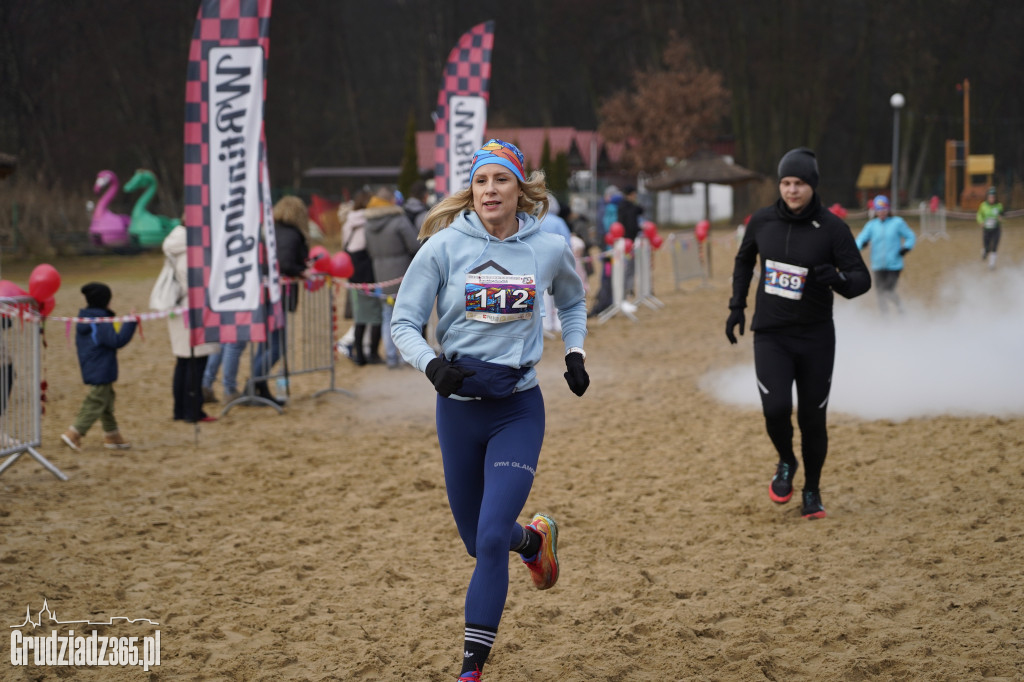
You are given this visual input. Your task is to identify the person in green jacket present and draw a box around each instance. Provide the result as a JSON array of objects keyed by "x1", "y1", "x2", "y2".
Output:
[{"x1": 977, "y1": 186, "x2": 1004, "y2": 270}]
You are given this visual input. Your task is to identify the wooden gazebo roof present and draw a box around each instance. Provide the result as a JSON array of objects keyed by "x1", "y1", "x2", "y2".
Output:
[
  {"x1": 645, "y1": 152, "x2": 762, "y2": 191},
  {"x1": 0, "y1": 152, "x2": 16, "y2": 180}
]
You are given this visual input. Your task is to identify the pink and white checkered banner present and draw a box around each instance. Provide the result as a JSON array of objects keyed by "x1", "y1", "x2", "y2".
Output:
[
  {"x1": 183, "y1": 0, "x2": 281, "y2": 346},
  {"x1": 432, "y1": 21, "x2": 495, "y2": 197}
]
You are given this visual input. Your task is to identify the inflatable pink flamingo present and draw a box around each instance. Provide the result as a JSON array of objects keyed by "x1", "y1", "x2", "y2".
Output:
[{"x1": 89, "y1": 170, "x2": 130, "y2": 247}]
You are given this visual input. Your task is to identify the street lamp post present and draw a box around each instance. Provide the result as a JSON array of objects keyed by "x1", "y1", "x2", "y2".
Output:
[{"x1": 890, "y1": 92, "x2": 905, "y2": 212}]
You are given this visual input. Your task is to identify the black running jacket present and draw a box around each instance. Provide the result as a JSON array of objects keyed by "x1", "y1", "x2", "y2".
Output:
[{"x1": 729, "y1": 194, "x2": 871, "y2": 332}]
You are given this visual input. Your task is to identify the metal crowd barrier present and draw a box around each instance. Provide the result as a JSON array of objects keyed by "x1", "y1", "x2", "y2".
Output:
[
  {"x1": 595, "y1": 236, "x2": 665, "y2": 325},
  {"x1": 225, "y1": 276, "x2": 352, "y2": 415},
  {"x1": 668, "y1": 233, "x2": 708, "y2": 289},
  {"x1": 631, "y1": 236, "x2": 663, "y2": 312},
  {"x1": 596, "y1": 239, "x2": 635, "y2": 324},
  {"x1": 0, "y1": 296, "x2": 68, "y2": 481},
  {"x1": 918, "y1": 202, "x2": 949, "y2": 241}
]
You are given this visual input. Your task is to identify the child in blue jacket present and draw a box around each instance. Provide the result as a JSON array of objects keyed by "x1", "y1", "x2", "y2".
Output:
[
  {"x1": 855, "y1": 195, "x2": 915, "y2": 314},
  {"x1": 61, "y1": 282, "x2": 137, "y2": 451}
]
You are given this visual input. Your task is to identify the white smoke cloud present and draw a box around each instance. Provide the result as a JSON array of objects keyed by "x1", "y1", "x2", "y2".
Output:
[{"x1": 701, "y1": 264, "x2": 1024, "y2": 421}]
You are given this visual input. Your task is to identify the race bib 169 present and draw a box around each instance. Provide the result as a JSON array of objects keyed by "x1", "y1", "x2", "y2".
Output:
[{"x1": 764, "y1": 260, "x2": 808, "y2": 300}]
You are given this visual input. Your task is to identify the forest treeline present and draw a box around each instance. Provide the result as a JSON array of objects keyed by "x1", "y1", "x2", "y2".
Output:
[{"x1": 1, "y1": 0, "x2": 1021, "y2": 215}]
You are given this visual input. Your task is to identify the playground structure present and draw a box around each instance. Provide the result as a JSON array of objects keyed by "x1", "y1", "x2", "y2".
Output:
[
  {"x1": 945, "y1": 78, "x2": 996, "y2": 212},
  {"x1": 950, "y1": 148, "x2": 995, "y2": 212},
  {"x1": 88, "y1": 170, "x2": 131, "y2": 247},
  {"x1": 124, "y1": 169, "x2": 180, "y2": 247},
  {"x1": 855, "y1": 164, "x2": 892, "y2": 208}
]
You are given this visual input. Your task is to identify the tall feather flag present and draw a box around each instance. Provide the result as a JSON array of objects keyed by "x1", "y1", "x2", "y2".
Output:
[
  {"x1": 183, "y1": 0, "x2": 282, "y2": 346},
  {"x1": 432, "y1": 21, "x2": 495, "y2": 197}
]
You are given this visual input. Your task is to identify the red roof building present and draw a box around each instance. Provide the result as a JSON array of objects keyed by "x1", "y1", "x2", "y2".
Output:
[{"x1": 415, "y1": 127, "x2": 627, "y2": 175}]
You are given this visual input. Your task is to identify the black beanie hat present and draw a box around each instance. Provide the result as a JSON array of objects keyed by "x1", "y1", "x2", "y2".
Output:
[
  {"x1": 81, "y1": 282, "x2": 112, "y2": 309},
  {"x1": 777, "y1": 147, "x2": 819, "y2": 189}
]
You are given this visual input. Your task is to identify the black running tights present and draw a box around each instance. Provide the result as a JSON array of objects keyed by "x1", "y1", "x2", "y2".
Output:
[{"x1": 753, "y1": 322, "x2": 835, "y2": 491}]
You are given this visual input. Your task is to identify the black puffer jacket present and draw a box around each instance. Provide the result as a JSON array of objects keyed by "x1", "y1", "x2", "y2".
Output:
[
  {"x1": 729, "y1": 194, "x2": 871, "y2": 332},
  {"x1": 617, "y1": 199, "x2": 643, "y2": 240},
  {"x1": 274, "y1": 220, "x2": 309, "y2": 311},
  {"x1": 274, "y1": 220, "x2": 309, "y2": 278}
]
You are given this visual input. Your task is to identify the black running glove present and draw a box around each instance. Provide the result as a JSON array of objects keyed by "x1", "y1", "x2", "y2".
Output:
[
  {"x1": 898, "y1": 247, "x2": 911, "y2": 256},
  {"x1": 425, "y1": 356, "x2": 476, "y2": 398},
  {"x1": 563, "y1": 352, "x2": 590, "y2": 397},
  {"x1": 813, "y1": 263, "x2": 847, "y2": 288},
  {"x1": 725, "y1": 308, "x2": 745, "y2": 345}
]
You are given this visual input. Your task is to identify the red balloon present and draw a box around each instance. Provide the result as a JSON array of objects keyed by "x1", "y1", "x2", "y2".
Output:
[
  {"x1": 330, "y1": 252, "x2": 354, "y2": 279},
  {"x1": 608, "y1": 222, "x2": 625, "y2": 240},
  {"x1": 0, "y1": 280, "x2": 28, "y2": 299},
  {"x1": 604, "y1": 232, "x2": 616, "y2": 246},
  {"x1": 828, "y1": 203, "x2": 848, "y2": 219},
  {"x1": 642, "y1": 221, "x2": 658, "y2": 239},
  {"x1": 309, "y1": 245, "x2": 329, "y2": 265},
  {"x1": 28, "y1": 264, "x2": 61, "y2": 302},
  {"x1": 38, "y1": 296, "x2": 56, "y2": 317},
  {"x1": 305, "y1": 277, "x2": 326, "y2": 293},
  {"x1": 929, "y1": 196, "x2": 940, "y2": 213},
  {"x1": 313, "y1": 252, "x2": 334, "y2": 273},
  {"x1": 623, "y1": 238, "x2": 634, "y2": 254},
  {"x1": 695, "y1": 220, "x2": 710, "y2": 243},
  {"x1": 650, "y1": 235, "x2": 664, "y2": 250},
  {"x1": 28, "y1": 262, "x2": 61, "y2": 301}
]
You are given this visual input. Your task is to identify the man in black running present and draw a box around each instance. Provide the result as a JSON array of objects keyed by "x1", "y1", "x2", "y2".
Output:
[{"x1": 725, "y1": 148, "x2": 870, "y2": 519}]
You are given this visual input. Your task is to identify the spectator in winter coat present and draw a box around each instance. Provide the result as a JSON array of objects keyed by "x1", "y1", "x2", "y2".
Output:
[
  {"x1": 403, "y1": 180, "x2": 431, "y2": 231},
  {"x1": 163, "y1": 224, "x2": 220, "y2": 422},
  {"x1": 617, "y1": 186, "x2": 643, "y2": 295},
  {"x1": 342, "y1": 190, "x2": 383, "y2": 366},
  {"x1": 250, "y1": 195, "x2": 311, "y2": 404},
  {"x1": 364, "y1": 186, "x2": 421, "y2": 368},
  {"x1": 538, "y1": 194, "x2": 575, "y2": 333}
]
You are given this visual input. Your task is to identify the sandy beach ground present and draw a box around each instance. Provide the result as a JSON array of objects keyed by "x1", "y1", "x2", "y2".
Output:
[{"x1": 1, "y1": 217, "x2": 1022, "y2": 681}]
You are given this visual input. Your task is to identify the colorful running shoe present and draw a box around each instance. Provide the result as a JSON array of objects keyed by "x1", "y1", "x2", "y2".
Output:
[
  {"x1": 522, "y1": 513, "x2": 559, "y2": 590},
  {"x1": 769, "y1": 460, "x2": 797, "y2": 504},
  {"x1": 801, "y1": 490, "x2": 827, "y2": 519},
  {"x1": 458, "y1": 669, "x2": 482, "y2": 681}
]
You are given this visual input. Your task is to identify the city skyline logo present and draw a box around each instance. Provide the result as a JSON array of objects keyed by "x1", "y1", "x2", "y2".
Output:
[
  {"x1": 9, "y1": 598, "x2": 160, "y2": 672},
  {"x1": 10, "y1": 598, "x2": 160, "y2": 629}
]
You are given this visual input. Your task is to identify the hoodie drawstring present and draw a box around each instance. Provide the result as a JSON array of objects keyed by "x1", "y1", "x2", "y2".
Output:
[{"x1": 464, "y1": 233, "x2": 495, "y2": 273}]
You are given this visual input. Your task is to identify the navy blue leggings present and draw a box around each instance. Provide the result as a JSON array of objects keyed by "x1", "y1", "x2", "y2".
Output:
[
  {"x1": 436, "y1": 387, "x2": 545, "y2": 628},
  {"x1": 753, "y1": 322, "x2": 835, "y2": 491}
]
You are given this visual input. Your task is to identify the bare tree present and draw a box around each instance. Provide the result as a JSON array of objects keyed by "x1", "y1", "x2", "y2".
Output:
[{"x1": 598, "y1": 38, "x2": 729, "y2": 174}]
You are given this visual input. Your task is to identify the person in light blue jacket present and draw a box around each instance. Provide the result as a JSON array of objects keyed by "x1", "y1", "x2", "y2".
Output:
[
  {"x1": 855, "y1": 195, "x2": 915, "y2": 314},
  {"x1": 390, "y1": 139, "x2": 588, "y2": 682},
  {"x1": 537, "y1": 193, "x2": 572, "y2": 333}
]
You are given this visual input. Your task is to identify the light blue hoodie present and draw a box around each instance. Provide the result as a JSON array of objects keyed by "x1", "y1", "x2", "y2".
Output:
[
  {"x1": 391, "y1": 210, "x2": 587, "y2": 394},
  {"x1": 855, "y1": 215, "x2": 916, "y2": 271}
]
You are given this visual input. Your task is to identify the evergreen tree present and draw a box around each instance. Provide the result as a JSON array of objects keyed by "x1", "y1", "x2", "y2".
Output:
[
  {"x1": 550, "y1": 152, "x2": 570, "y2": 195},
  {"x1": 397, "y1": 111, "x2": 420, "y2": 197},
  {"x1": 540, "y1": 137, "x2": 553, "y2": 182}
]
